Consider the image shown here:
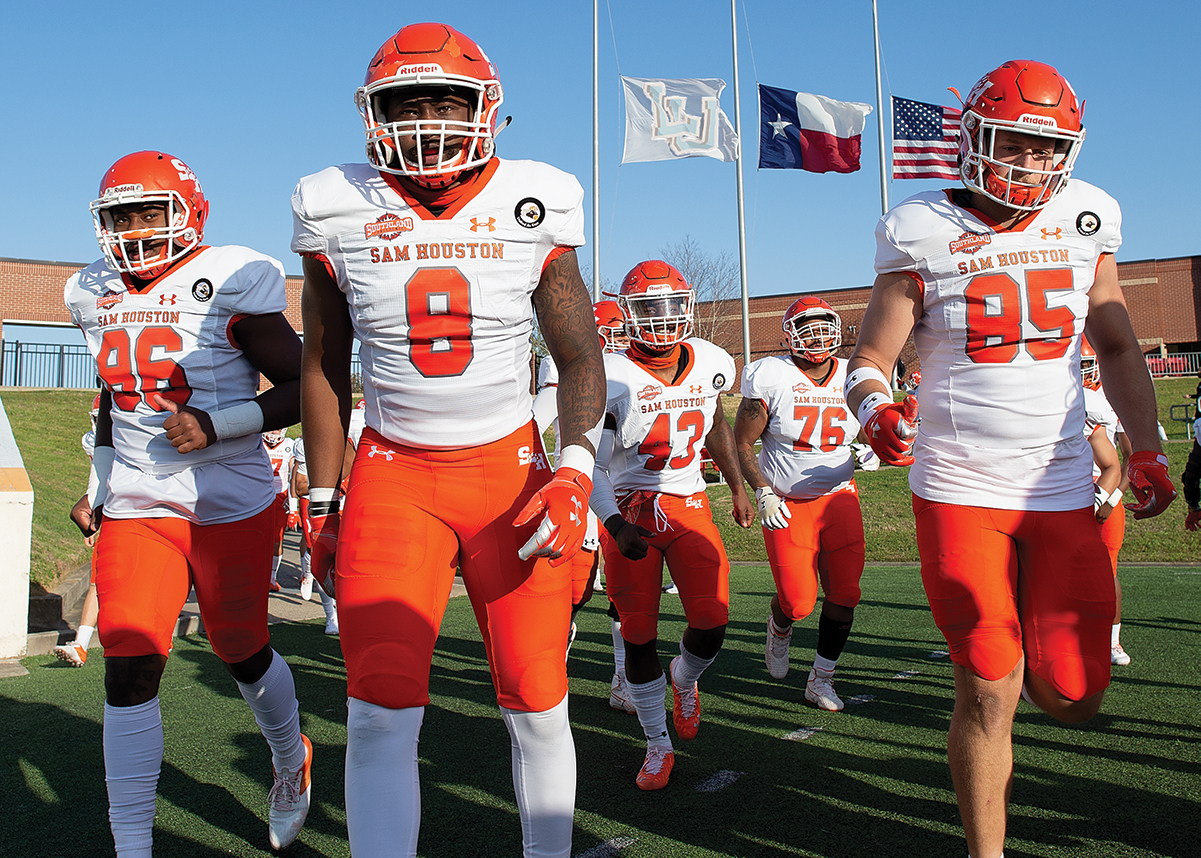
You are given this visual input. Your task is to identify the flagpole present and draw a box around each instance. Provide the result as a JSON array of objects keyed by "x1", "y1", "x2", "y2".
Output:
[
  {"x1": 872, "y1": 0, "x2": 889, "y2": 215},
  {"x1": 730, "y1": 0, "x2": 751, "y2": 367},
  {"x1": 592, "y1": 0, "x2": 601, "y2": 300}
]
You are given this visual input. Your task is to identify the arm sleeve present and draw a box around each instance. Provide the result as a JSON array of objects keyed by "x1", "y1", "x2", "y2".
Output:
[{"x1": 1183, "y1": 440, "x2": 1201, "y2": 510}]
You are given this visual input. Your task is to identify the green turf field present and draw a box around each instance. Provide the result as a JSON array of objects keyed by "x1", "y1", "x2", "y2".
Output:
[{"x1": 5, "y1": 563, "x2": 1199, "y2": 857}]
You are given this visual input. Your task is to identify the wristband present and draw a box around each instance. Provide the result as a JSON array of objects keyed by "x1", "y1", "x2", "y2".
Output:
[
  {"x1": 210, "y1": 401, "x2": 264, "y2": 440},
  {"x1": 87, "y1": 445, "x2": 115, "y2": 509},
  {"x1": 856, "y1": 391, "x2": 893, "y2": 427},
  {"x1": 308, "y1": 486, "x2": 339, "y2": 516},
  {"x1": 557, "y1": 444, "x2": 596, "y2": 478},
  {"x1": 844, "y1": 366, "x2": 891, "y2": 398}
]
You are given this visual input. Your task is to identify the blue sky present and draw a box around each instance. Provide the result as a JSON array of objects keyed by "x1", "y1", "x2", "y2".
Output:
[{"x1": 1, "y1": 1, "x2": 1196, "y2": 299}]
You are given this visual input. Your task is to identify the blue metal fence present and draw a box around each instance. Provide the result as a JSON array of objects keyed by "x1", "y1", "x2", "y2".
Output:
[{"x1": 0, "y1": 340, "x2": 97, "y2": 388}]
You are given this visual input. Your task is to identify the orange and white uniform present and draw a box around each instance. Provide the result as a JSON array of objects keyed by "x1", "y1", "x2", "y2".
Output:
[
  {"x1": 64, "y1": 246, "x2": 286, "y2": 661},
  {"x1": 291, "y1": 157, "x2": 584, "y2": 711},
  {"x1": 1084, "y1": 385, "x2": 1125, "y2": 573},
  {"x1": 592, "y1": 339, "x2": 735, "y2": 644},
  {"x1": 876, "y1": 181, "x2": 1120, "y2": 699},
  {"x1": 266, "y1": 436, "x2": 296, "y2": 540},
  {"x1": 741, "y1": 355, "x2": 864, "y2": 618}
]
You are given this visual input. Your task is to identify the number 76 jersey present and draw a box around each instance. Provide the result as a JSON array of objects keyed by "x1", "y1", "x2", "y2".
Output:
[{"x1": 603, "y1": 338, "x2": 735, "y2": 497}]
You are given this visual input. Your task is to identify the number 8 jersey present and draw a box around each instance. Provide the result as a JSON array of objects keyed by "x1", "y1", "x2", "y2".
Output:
[
  {"x1": 874, "y1": 180, "x2": 1122, "y2": 510},
  {"x1": 290, "y1": 159, "x2": 584, "y2": 449}
]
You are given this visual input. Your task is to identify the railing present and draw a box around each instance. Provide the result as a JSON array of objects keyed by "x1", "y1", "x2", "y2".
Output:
[
  {"x1": 0, "y1": 341, "x2": 97, "y2": 388},
  {"x1": 1146, "y1": 351, "x2": 1201, "y2": 378}
]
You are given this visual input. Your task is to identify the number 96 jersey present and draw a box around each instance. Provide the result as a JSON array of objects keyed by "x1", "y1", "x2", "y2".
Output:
[
  {"x1": 874, "y1": 180, "x2": 1121, "y2": 511},
  {"x1": 291, "y1": 159, "x2": 585, "y2": 450},
  {"x1": 740, "y1": 355, "x2": 858, "y2": 500},
  {"x1": 603, "y1": 338, "x2": 735, "y2": 497}
]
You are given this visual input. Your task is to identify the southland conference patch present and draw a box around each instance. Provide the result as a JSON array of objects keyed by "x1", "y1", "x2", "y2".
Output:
[
  {"x1": 515, "y1": 197, "x2": 545, "y2": 229},
  {"x1": 1076, "y1": 211, "x2": 1100, "y2": 236}
]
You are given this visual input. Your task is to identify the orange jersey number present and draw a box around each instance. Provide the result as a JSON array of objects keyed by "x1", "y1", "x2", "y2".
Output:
[
  {"x1": 638, "y1": 410, "x2": 706, "y2": 471},
  {"x1": 965, "y1": 268, "x2": 1075, "y2": 364},
  {"x1": 792, "y1": 405, "x2": 847, "y2": 452},
  {"x1": 406, "y1": 267, "x2": 473, "y2": 378},
  {"x1": 97, "y1": 327, "x2": 191, "y2": 411}
]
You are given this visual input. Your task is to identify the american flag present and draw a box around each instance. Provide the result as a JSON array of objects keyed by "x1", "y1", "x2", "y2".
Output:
[{"x1": 892, "y1": 96, "x2": 961, "y2": 180}]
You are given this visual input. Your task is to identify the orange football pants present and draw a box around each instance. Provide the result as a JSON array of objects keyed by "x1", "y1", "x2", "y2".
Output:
[
  {"x1": 763, "y1": 485, "x2": 864, "y2": 620},
  {"x1": 337, "y1": 423, "x2": 570, "y2": 712},
  {"x1": 912, "y1": 496, "x2": 1114, "y2": 701},
  {"x1": 1099, "y1": 506, "x2": 1125, "y2": 575},
  {"x1": 570, "y1": 546, "x2": 598, "y2": 608},
  {"x1": 94, "y1": 505, "x2": 275, "y2": 663},
  {"x1": 270, "y1": 490, "x2": 288, "y2": 544},
  {"x1": 602, "y1": 490, "x2": 729, "y2": 645}
]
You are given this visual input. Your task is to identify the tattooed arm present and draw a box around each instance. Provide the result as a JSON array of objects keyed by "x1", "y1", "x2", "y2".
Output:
[
  {"x1": 533, "y1": 249, "x2": 605, "y2": 456},
  {"x1": 706, "y1": 394, "x2": 754, "y2": 527},
  {"x1": 733, "y1": 396, "x2": 771, "y2": 490}
]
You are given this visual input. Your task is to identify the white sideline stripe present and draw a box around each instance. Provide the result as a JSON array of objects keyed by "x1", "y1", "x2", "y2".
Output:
[
  {"x1": 783, "y1": 726, "x2": 823, "y2": 741},
  {"x1": 845, "y1": 694, "x2": 876, "y2": 705},
  {"x1": 576, "y1": 836, "x2": 636, "y2": 857},
  {"x1": 695, "y1": 770, "x2": 746, "y2": 792},
  {"x1": 929, "y1": 650, "x2": 949, "y2": 659},
  {"x1": 892, "y1": 669, "x2": 921, "y2": 680}
]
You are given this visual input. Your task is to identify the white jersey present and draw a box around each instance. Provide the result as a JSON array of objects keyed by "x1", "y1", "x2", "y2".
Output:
[
  {"x1": 292, "y1": 437, "x2": 307, "y2": 478},
  {"x1": 1083, "y1": 386, "x2": 1119, "y2": 481},
  {"x1": 82, "y1": 429, "x2": 96, "y2": 461},
  {"x1": 348, "y1": 408, "x2": 367, "y2": 449},
  {"x1": 741, "y1": 355, "x2": 859, "y2": 499},
  {"x1": 291, "y1": 159, "x2": 585, "y2": 449},
  {"x1": 266, "y1": 437, "x2": 296, "y2": 495},
  {"x1": 603, "y1": 339, "x2": 735, "y2": 497},
  {"x1": 875, "y1": 180, "x2": 1122, "y2": 511},
  {"x1": 64, "y1": 246, "x2": 284, "y2": 523}
]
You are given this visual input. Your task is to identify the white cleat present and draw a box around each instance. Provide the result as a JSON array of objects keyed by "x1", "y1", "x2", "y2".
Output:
[
  {"x1": 1111, "y1": 645, "x2": 1131, "y2": 666},
  {"x1": 324, "y1": 617, "x2": 339, "y2": 636},
  {"x1": 609, "y1": 670, "x2": 636, "y2": 714},
  {"x1": 805, "y1": 668, "x2": 844, "y2": 712},
  {"x1": 299, "y1": 570, "x2": 314, "y2": 602},
  {"x1": 765, "y1": 617, "x2": 792, "y2": 679},
  {"x1": 268, "y1": 734, "x2": 312, "y2": 851},
  {"x1": 53, "y1": 643, "x2": 87, "y2": 667}
]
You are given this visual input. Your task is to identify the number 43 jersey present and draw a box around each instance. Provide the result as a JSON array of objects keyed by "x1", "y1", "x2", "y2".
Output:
[
  {"x1": 290, "y1": 159, "x2": 585, "y2": 450},
  {"x1": 874, "y1": 179, "x2": 1122, "y2": 510},
  {"x1": 603, "y1": 339, "x2": 735, "y2": 498},
  {"x1": 741, "y1": 355, "x2": 859, "y2": 500}
]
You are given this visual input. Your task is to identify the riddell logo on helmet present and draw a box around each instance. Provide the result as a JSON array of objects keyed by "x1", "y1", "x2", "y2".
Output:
[
  {"x1": 948, "y1": 231, "x2": 992, "y2": 255},
  {"x1": 104, "y1": 183, "x2": 143, "y2": 198},
  {"x1": 1017, "y1": 114, "x2": 1058, "y2": 129},
  {"x1": 396, "y1": 63, "x2": 444, "y2": 75},
  {"x1": 365, "y1": 213, "x2": 415, "y2": 241}
]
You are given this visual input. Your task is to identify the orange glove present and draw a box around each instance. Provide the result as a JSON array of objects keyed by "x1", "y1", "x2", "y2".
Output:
[
  {"x1": 1124, "y1": 451, "x2": 1176, "y2": 520},
  {"x1": 1185, "y1": 509, "x2": 1201, "y2": 532},
  {"x1": 514, "y1": 467, "x2": 593, "y2": 567},
  {"x1": 862, "y1": 395, "x2": 919, "y2": 467},
  {"x1": 308, "y1": 494, "x2": 340, "y2": 597}
]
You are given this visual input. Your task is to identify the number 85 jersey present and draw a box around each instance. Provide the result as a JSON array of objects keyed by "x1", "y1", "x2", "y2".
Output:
[
  {"x1": 291, "y1": 159, "x2": 584, "y2": 449},
  {"x1": 874, "y1": 179, "x2": 1122, "y2": 510}
]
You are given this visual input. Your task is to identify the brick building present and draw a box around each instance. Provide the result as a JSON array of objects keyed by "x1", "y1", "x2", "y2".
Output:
[{"x1": 4, "y1": 253, "x2": 1199, "y2": 380}]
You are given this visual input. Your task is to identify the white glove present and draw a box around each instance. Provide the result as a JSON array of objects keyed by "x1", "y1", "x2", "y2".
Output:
[{"x1": 755, "y1": 486, "x2": 791, "y2": 531}]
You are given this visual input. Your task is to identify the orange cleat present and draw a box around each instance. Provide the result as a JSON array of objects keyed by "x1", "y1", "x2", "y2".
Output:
[
  {"x1": 635, "y1": 746, "x2": 674, "y2": 791},
  {"x1": 670, "y1": 657, "x2": 700, "y2": 740}
]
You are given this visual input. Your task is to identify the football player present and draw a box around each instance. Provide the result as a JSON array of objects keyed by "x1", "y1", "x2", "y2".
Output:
[
  {"x1": 1081, "y1": 338, "x2": 1134, "y2": 665},
  {"x1": 290, "y1": 436, "x2": 339, "y2": 633},
  {"x1": 263, "y1": 427, "x2": 296, "y2": 592},
  {"x1": 56, "y1": 394, "x2": 106, "y2": 667},
  {"x1": 591, "y1": 260, "x2": 753, "y2": 791},
  {"x1": 64, "y1": 151, "x2": 311, "y2": 854},
  {"x1": 845, "y1": 61, "x2": 1175, "y2": 858},
  {"x1": 292, "y1": 23, "x2": 604, "y2": 858},
  {"x1": 1185, "y1": 419, "x2": 1201, "y2": 531},
  {"x1": 734, "y1": 297, "x2": 870, "y2": 711}
]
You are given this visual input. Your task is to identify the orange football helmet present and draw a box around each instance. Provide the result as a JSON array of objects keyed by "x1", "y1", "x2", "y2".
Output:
[
  {"x1": 611, "y1": 261, "x2": 694, "y2": 349},
  {"x1": 263, "y1": 428, "x2": 289, "y2": 447},
  {"x1": 356, "y1": 23, "x2": 503, "y2": 190},
  {"x1": 90, "y1": 151, "x2": 208, "y2": 278},
  {"x1": 782, "y1": 296, "x2": 842, "y2": 363},
  {"x1": 953, "y1": 60, "x2": 1085, "y2": 211},
  {"x1": 593, "y1": 300, "x2": 628, "y2": 353},
  {"x1": 1080, "y1": 337, "x2": 1100, "y2": 390}
]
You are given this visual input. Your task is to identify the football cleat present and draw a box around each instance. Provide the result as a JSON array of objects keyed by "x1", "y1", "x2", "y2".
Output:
[
  {"x1": 53, "y1": 643, "x2": 87, "y2": 667},
  {"x1": 635, "y1": 746, "x2": 674, "y2": 791},
  {"x1": 566, "y1": 621, "x2": 577, "y2": 660},
  {"x1": 269, "y1": 580, "x2": 282, "y2": 593},
  {"x1": 1111, "y1": 645, "x2": 1132, "y2": 666},
  {"x1": 765, "y1": 617, "x2": 792, "y2": 679},
  {"x1": 805, "y1": 667, "x2": 844, "y2": 712},
  {"x1": 299, "y1": 570, "x2": 314, "y2": 602},
  {"x1": 324, "y1": 616, "x2": 340, "y2": 636},
  {"x1": 609, "y1": 671, "x2": 637, "y2": 714},
  {"x1": 669, "y1": 657, "x2": 701, "y2": 740},
  {"x1": 268, "y1": 734, "x2": 312, "y2": 850},
  {"x1": 663, "y1": 581, "x2": 679, "y2": 595}
]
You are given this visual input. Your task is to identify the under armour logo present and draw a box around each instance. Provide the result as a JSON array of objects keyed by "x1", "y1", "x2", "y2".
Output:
[
  {"x1": 690, "y1": 385, "x2": 703, "y2": 394},
  {"x1": 1041, "y1": 227, "x2": 1063, "y2": 240},
  {"x1": 159, "y1": 294, "x2": 177, "y2": 305},
  {"x1": 367, "y1": 445, "x2": 393, "y2": 461},
  {"x1": 470, "y1": 217, "x2": 496, "y2": 233}
]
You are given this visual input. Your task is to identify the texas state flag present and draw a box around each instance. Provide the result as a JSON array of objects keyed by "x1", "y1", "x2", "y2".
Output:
[{"x1": 758, "y1": 84, "x2": 873, "y2": 173}]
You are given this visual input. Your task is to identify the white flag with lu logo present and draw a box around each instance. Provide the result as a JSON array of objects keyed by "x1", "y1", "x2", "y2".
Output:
[{"x1": 621, "y1": 77, "x2": 739, "y2": 164}]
